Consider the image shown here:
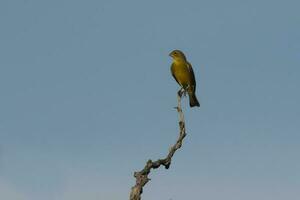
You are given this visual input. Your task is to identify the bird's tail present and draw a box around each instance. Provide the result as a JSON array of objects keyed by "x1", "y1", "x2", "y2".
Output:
[{"x1": 189, "y1": 92, "x2": 200, "y2": 107}]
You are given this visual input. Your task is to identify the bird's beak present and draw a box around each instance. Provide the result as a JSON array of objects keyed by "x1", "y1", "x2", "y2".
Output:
[{"x1": 169, "y1": 53, "x2": 173, "y2": 57}]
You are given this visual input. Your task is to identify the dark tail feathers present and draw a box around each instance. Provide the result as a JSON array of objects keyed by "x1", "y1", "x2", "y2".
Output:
[{"x1": 189, "y1": 93, "x2": 200, "y2": 107}]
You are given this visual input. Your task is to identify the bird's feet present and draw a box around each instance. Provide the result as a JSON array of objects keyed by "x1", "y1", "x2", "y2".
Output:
[{"x1": 177, "y1": 87, "x2": 187, "y2": 98}]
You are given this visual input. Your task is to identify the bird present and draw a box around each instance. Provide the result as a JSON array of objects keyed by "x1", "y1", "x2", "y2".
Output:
[{"x1": 169, "y1": 50, "x2": 200, "y2": 107}]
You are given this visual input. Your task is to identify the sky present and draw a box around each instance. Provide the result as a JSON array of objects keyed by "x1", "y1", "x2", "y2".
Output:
[{"x1": 0, "y1": 0, "x2": 300, "y2": 199}]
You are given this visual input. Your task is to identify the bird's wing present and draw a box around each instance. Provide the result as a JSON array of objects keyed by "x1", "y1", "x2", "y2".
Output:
[{"x1": 187, "y1": 62, "x2": 196, "y2": 92}]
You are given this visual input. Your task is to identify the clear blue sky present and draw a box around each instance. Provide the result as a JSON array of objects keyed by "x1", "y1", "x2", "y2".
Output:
[{"x1": 1, "y1": 0, "x2": 299, "y2": 199}]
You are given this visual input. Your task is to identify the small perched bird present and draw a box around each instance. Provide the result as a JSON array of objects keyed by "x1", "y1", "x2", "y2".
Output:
[{"x1": 169, "y1": 50, "x2": 200, "y2": 107}]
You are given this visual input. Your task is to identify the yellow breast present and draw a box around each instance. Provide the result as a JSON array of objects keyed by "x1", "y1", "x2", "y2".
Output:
[{"x1": 171, "y1": 62, "x2": 191, "y2": 87}]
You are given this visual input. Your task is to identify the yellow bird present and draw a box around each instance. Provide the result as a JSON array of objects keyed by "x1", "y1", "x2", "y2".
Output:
[{"x1": 169, "y1": 50, "x2": 200, "y2": 107}]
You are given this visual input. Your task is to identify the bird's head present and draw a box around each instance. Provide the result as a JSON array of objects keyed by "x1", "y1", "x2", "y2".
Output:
[{"x1": 169, "y1": 50, "x2": 187, "y2": 62}]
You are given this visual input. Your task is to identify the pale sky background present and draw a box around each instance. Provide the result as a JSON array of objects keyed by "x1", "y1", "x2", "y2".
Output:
[{"x1": 1, "y1": 0, "x2": 300, "y2": 200}]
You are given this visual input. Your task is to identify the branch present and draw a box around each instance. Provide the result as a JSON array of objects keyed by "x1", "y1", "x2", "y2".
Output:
[{"x1": 129, "y1": 90, "x2": 187, "y2": 200}]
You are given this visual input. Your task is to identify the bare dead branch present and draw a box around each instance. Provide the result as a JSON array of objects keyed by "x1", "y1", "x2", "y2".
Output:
[{"x1": 129, "y1": 90, "x2": 187, "y2": 200}]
